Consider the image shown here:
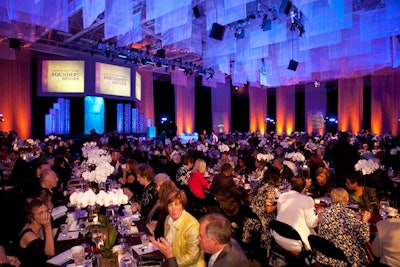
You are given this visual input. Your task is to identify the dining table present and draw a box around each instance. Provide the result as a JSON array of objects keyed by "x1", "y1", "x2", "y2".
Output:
[{"x1": 46, "y1": 206, "x2": 164, "y2": 267}]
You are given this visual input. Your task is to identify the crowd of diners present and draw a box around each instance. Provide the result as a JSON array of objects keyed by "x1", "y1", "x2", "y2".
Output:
[{"x1": 0, "y1": 128, "x2": 399, "y2": 267}]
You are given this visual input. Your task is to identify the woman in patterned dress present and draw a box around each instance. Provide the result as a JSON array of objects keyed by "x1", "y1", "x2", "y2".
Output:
[
  {"x1": 317, "y1": 187, "x2": 371, "y2": 267},
  {"x1": 242, "y1": 167, "x2": 279, "y2": 249}
]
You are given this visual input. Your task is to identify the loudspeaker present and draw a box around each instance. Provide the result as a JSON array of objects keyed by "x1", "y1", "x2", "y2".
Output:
[
  {"x1": 280, "y1": 0, "x2": 292, "y2": 15},
  {"x1": 288, "y1": 59, "x2": 298, "y2": 71},
  {"x1": 193, "y1": 5, "x2": 204, "y2": 18},
  {"x1": 262, "y1": 19, "x2": 272, "y2": 31},
  {"x1": 209, "y1": 23, "x2": 226, "y2": 40},
  {"x1": 156, "y1": 49, "x2": 165, "y2": 58}
]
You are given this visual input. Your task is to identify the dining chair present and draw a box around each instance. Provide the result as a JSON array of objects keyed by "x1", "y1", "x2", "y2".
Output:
[
  {"x1": 269, "y1": 219, "x2": 311, "y2": 266},
  {"x1": 308, "y1": 235, "x2": 351, "y2": 266}
]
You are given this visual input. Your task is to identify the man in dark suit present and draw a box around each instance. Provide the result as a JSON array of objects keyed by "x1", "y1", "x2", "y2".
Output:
[
  {"x1": 209, "y1": 163, "x2": 248, "y2": 219},
  {"x1": 150, "y1": 213, "x2": 249, "y2": 267},
  {"x1": 273, "y1": 158, "x2": 295, "y2": 183}
]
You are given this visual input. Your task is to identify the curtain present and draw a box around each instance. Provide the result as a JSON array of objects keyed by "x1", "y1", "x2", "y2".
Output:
[
  {"x1": 137, "y1": 70, "x2": 154, "y2": 128},
  {"x1": 338, "y1": 77, "x2": 363, "y2": 134},
  {"x1": 175, "y1": 75, "x2": 195, "y2": 135},
  {"x1": 211, "y1": 81, "x2": 231, "y2": 134},
  {"x1": 249, "y1": 86, "x2": 267, "y2": 135},
  {"x1": 0, "y1": 48, "x2": 31, "y2": 139},
  {"x1": 276, "y1": 85, "x2": 295, "y2": 134},
  {"x1": 371, "y1": 72, "x2": 400, "y2": 135},
  {"x1": 305, "y1": 83, "x2": 327, "y2": 134}
]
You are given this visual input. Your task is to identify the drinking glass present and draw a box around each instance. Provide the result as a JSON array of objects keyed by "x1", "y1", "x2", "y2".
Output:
[
  {"x1": 60, "y1": 223, "x2": 69, "y2": 238},
  {"x1": 79, "y1": 219, "x2": 89, "y2": 240},
  {"x1": 379, "y1": 200, "x2": 389, "y2": 219},
  {"x1": 91, "y1": 228, "x2": 104, "y2": 248},
  {"x1": 140, "y1": 234, "x2": 149, "y2": 250}
]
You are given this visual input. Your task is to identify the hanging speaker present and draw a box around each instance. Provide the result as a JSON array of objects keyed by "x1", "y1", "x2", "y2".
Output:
[
  {"x1": 193, "y1": 5, "x2": 204, "y2": 18},
  {"x1": 288, "y1": 59, "x2": 298, "y2": 71},
  {"x1": 209, "y1": 23, "x2": 226, "y2": 40},
  {"x1": 280, "y1": 0, "x2": 292, "y2": 15}
]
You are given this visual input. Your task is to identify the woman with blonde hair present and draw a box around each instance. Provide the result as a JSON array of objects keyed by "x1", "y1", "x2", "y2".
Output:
[
  {"x1": 187, "y1": 159, "x2": 210, "y2": 199},
  {"x1": 317, "y1": 188, "x2": 371, "y2": 266}
]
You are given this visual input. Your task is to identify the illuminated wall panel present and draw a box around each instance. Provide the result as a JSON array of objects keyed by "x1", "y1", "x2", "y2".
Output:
[
  {"x1": 116, "y1": 103, "x2": 123, "y2": 133},
  {"x1": 84, "y1": 96, "x2": 105, "y2": 135},
  {"x1": 124, "y1": 104, "x2": 131, "y2": 133},
  {"x1": 45, "y1": 98, "x2": 70, "y2": 135},
  {"x1": 132, "y1": 108, "x2": 138, "y2": 133}
]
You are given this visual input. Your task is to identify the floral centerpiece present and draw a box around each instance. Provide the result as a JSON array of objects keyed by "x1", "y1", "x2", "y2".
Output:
[
  {"x1": 218, "y1": 143, "x2": 230, "y2": 153},
  {"x1": 285, "y1": 152, "x2": 306, "y2": 163},
  {"x1": 256, "y1": 153, "x2": 274, "y2": 163},
  {"x1": 354, "y1": 159, "x2": 379, "y2": 175}
]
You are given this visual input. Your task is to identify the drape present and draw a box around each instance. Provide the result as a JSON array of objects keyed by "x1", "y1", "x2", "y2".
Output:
[
  {"x1": 249, "y1": 86, "x2": 267, "y2": 135},
  {"x1": 211, "y1": 81, "x2": 231, "y2": 134},
  {"x1": 174, "y1": 75, "x2": 195, "y2": 135},
  {"x1": 276, "y1": 86, "x2": 295, "y2": 134},
  {"x1": 137, "y1": 70, "x2": 154, "y2": 129},
  {"x1": 305, "y1": 83, "x2": 327, "y2": 134},
  {"x1": 0, "y1": 48, "x2": 31, "y2": 139},
  {"x1": 371, "y1": 72, "x2": 400, "y2": 135},
  {"x1": 338, "y1": 77, "x2": 363, "y2": 134}
]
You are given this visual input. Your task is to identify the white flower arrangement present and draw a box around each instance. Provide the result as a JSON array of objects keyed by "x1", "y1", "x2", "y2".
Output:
[
  {"x1": 218, "y1": 143, "x2": 230, "y2": 153},
  {"x1": 256, "y1": 153, "x2": 274, "y2": 163},
  {"x1": 70, "y1": 188, "x2": 128, "y2": 208},
  {"x1": 81, "y1": 142, "x2": 114, "y2": 184},
  {"x1": 390, "y1": 147, "x2": 400, "y2": 155},
  {"x1": 285, "y1": 152, "x2": 306, "y2": 162},
  {"x1": 197, "y1": 144, "x2": 209, "y2": 153},
  {"x1": 354, "y1": 159, "x2": 380, "y2": 175}
]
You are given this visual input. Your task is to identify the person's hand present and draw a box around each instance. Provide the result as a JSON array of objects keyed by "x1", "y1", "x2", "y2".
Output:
[
  {"x1": 361, "y1": 210, "x2": 372, "y2": 222},
  {"x1": 118, "y1": 177, "x2": 126, "y2": 185},
  {"x1": 39, "y1": 211, "x2": 51, "y2": 228},
  {"x1": 305, "y1": 178, "x2": 312, "y2": 188},
  {"x1": 7, "y1": 256, "x2": 21, "y2": 267},
  {"x1": 123, "y1": 188, "x2": 133, "y2": 200},
  {"x1": 149, "y1": 236, "x2": 174, "y2": 259}
]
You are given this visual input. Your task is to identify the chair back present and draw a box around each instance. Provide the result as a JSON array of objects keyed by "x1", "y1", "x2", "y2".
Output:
[
  {"x1": 308, "y1": 235, "x2": 351, "y2": 266},
  {"x1": 269, "y1": 220, "x2": 311, "y2": 266},
  {"x1": 270, "y1": 219, "x2": 303, "y2": 242}
]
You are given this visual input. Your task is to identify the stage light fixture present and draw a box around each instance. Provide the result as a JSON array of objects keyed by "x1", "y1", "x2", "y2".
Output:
[{"x1": 235, "y1": 27, "x2": 245, "y2": 38}]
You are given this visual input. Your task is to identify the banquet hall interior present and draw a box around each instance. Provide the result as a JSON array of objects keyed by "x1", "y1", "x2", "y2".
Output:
[
  {"x1": 0, "y1": 0, "x2": 399, "y2": 139},
  {"x1": 0, "y1": 1, "x2": 400, "y2": 267}
]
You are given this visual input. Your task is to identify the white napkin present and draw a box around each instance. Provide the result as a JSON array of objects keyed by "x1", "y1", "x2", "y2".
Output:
[
  {"x1": 47, "y1": 249, "x2": 71, "y2": 266},
  {"x1": 126, "y1": 226, "x2": 139, "y2": 235},
  {"x1": 51, "y1": 206, "x2": 68, "y2": 220},
  {"x1": 57, "y1": 231, "x2": 79, "y2": 241}
]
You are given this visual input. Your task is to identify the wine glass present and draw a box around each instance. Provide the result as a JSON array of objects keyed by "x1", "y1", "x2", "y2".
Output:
[
  {"x1": 91, "y1": 228, "x2": 104, "y2": 249},
  {"x1": 79, "y1": 219, "x2": 89, "y2": 240},
  {"x1": 379, "y1": 200, "x2": 389, "y2": 219},
  {"x1": 117, "y1": 217, "x2": 128, "y2": 244}
]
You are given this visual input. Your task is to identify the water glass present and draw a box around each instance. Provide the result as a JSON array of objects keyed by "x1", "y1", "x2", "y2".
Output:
[
  {"x1": 60, "y1": 223, "x2": 69, "y2": 237},
  {"x1": 379, "y1": 200, "x2": 389, "y2": 219},
  {"x1": 71, "y1": 245, "x2": 85, "y2": 266},
  {"x1": 140, "y1": 234, "x2": 149, "y2": 250}
]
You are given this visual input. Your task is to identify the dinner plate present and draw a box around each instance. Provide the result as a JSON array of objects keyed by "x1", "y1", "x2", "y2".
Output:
[
  {"x1": 131, "y1": 243, "x2": 158, "y2": 255},
  {"x1": 57, "y1": 231, "x2": 79, "y2": 241}
]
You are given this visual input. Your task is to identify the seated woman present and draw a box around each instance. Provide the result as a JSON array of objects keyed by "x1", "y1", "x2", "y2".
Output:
[
  {"x1": 306, "y1": 167, "x2": 333, "y2": 198},
  {"x1": 234, "y1": 157, "x2": 251, "y2": 175},
  {"x1": 317, "y1": 188, "x2": 371, "y2": 266},
  {"x1": 118, "y1": 158, "x2": 142, "y2": 196},
  {"x1": 146, "y1": 179, "x2": 178, "y2": 238},
  {"x1": 242, "y1": 168, "x2": 279, "y2": 255},
  {"x1": 345, "y1": 172, "x2": 379, "y2": 211},
  {"x1": 187, "y1": 159, "x2": 210, "y2": 200},
  {"x1": 164, "y1": 190, "x2": 206, "y2": 267},
  {"x1": 175, "y1": 155, "x2": 194, "y2": 189},
  {"x1": 123, "y1": 163, "x2": 158, "y2": 218},
  {"x1": 19, "y1": 199, "x2": 55, "y2": 267}
]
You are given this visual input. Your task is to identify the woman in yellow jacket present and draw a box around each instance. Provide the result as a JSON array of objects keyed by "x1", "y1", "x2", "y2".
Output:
[{"x1": 164, "y1": 190, "x2": 206, "y2": 267}]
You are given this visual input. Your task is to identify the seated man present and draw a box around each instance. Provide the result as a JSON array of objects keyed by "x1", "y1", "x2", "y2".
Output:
[
  {"x1": 274, "y1": 176, "x2": 319, "y2": 252},
  {"x1": 150, "y1": 213, "x2": 249, "y2": 267},
  {"x1": 209, "y1": 163, "x2": 248, "y2": 220}
]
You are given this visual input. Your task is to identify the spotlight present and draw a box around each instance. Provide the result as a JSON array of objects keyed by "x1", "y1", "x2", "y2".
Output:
[
  {"x1": 0, "y1": 113, "x2": 4, "y2": 122},
  {"x1": 235, "y1": 27, "x2": 245, "y2": 38},
  {"x1": 156, "y1": 49, "x2": 165, "y2": 58},
  {"x1": 314, "y1": 80, "x2": 320, "y2": 88}
]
